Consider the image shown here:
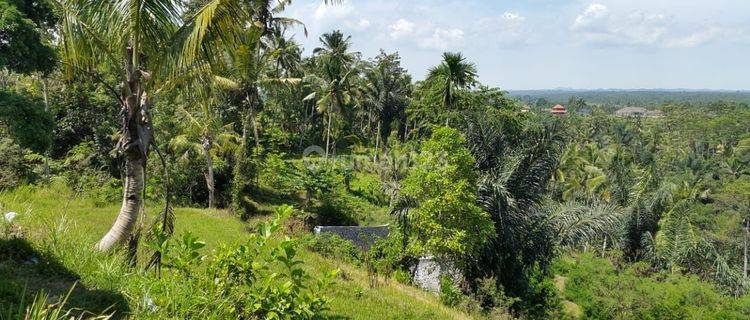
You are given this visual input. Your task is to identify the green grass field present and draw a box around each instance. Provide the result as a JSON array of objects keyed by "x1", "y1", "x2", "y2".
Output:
[{"x1": 0, "y1": 183, "x2": 470, "y2": 319}]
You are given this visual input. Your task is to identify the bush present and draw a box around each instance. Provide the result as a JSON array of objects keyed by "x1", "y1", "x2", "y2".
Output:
[
  {"x1": 439, "y1": 275, "x2": 465, "y2": 307},
  {"x1": 471, "y1": 277, "x2": 518, "y2": 318},
  {"x1": 350, "y1": 172, "x2": 388, "y2": 206},
  {"x1": 0, "y1": 90, "x2": 53, "y2": 153},
  {"x1": 400, "y1": 127, "x2": 494, "y2": 260},
  {"x1": 306, "y1": 233, "x2": 363, "y2": 266},
  {"x1": 554, "y1": 253, "x2": 750, "y2": 320},
  {"x1": 0, "y1": 137, "x2": 34, "y2": 189},
  {"x1": 141, "y1": 205, "x2": 336, "y2": 319},
  {"x1": 367, "y1": 232, "x2": 414, "y2": 278},
  {"x1": 259, "y1": 152, "x2": 296, "y2": 193}
]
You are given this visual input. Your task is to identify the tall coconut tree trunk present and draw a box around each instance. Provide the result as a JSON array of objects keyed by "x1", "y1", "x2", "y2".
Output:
[
  {"x1": 41, "y1": 77, "x2": 50, "y2": 180},
  {"x1": 203, "y1": 136, "x2": 215, "y2": 209},
  {"x1": 744, "y1": 218, "x2": 748, "y2": 279},
  {"x1": 325, "y1": 110, "x2": 332, "y2": 158},
  {"x1": 250, "y1": 106, "x2": 260, "y2": 151},
  {"x1": 374, "y1": 120, "x2": 381, "y2": 161},
  {"x1": 96, "y1": 46, "x2": 150, "y2": 252}
]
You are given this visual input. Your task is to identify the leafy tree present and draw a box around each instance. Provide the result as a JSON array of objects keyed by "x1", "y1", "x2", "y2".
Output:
[
  {"x1": 399, "y1": 127, "x2": 494, "y2": 261},
  {"x1": 0, "y1": 0, "x2": 57, "y2": 74},
  {"x1": 0, "y1": 90, "x2": 53, "y2": 152}
]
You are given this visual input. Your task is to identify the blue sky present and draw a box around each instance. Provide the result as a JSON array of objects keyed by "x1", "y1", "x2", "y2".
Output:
[{"x1": 283, "y1": 0, "x2": 750, "y2": 90}]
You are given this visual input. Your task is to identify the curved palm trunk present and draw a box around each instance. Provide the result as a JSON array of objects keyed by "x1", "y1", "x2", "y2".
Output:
[{"x1": 96, "y1": 150, "x2": 145, "y2": 251}]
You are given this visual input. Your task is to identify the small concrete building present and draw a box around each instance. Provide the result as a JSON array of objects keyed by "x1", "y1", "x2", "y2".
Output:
[{"x1": 410, "y1": 256, "x2": 463, "y2": 293}]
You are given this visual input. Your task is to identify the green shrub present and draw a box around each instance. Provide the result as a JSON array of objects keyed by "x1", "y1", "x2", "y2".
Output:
[
  {"x1": 439, "y1": 275, "x2": 465, "y2": 307},
  {"x1": 0, "y1": 137, "x2": 34, "y2": 189},
  {"x1": 306, "y1": 233, "x2": 363, "y2": 266},
  {"x1": 400, "y1": 127, "x2": 494, "y2": 260},
  {"x1": 391, "y1": 269, "x2": 412, "y2": 285},
  {"x1": 139, "y1": 205, "x2": 336, "y2": 319},
  {"x1": 0, "y1": 90, "x2": 53, "y2": 153},
  {"x1": 367, "y1": 232, "x2": 414, "y2": 278},
  {"x1": 350, "y1": 172, "x2": 388, "y2": 206},
  {"x1": 259, "y1": 152, "x2": 296, "y2": 193},
  {"x1": 554, "y1": 253, "x2": 750, "y2": 320}
]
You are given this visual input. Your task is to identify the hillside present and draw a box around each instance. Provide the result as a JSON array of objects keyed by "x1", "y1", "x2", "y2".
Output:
[{"x1": 0, "y1": 184, "x2": 470, "y2": 319}]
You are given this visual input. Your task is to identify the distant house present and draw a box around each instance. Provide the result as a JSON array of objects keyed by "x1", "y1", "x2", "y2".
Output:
[
  {"x1": 615, "y1": 107, "x2": 663, "y2": 118},
  {"x1": 550, "y1": 104, "x2": 567, "y2": 115}
]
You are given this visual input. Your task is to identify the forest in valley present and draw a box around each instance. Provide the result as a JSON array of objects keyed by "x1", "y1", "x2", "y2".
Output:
[{"x1": 1, "y1": 0, "x2": 750, "y2": 319}]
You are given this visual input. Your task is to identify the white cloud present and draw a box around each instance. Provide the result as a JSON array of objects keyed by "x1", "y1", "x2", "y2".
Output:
[
  {"x1": 502, "y1": 11, "x2": 525, "y2": 22},
  {"x1": 419, "y1": 28, "x2": 464, "y2": 50},
  {"x1": 389, "y1": 19, "x2": 415, "y2": 40},
  {"x1": 356, "y1": 18, "x2": 371, "y2": 30},
  {"x1": 313, "y1": 2, "x2": 354, "y2": 23},
  {"x1": 342, "y1": 18, "x2": 371, "y2": 31},
  {"x1": 571, "y1": 3, "x2": 672, "y2": 47},
  {"x1": 572, "y1": 3, "x2": 608, "y2": 30},
  {"x1": 569, "y1": 2, "x2": 750, "y2": 49},
  {"x1": 471, "y1": 11, "x2": 530, "y2": 47}
]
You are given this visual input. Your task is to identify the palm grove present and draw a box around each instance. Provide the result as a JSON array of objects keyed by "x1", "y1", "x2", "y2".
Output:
[{"x1": 2, "y1": 0, "x2": 750, "y2": 318}]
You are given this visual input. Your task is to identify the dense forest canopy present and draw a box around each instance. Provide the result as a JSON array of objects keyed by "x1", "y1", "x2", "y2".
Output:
[
  {"x1": 512, "y1": 89, "x2": 750, "y2": 109},
  {"x1": 1, "y1": 0, "x2": 749, "y2": 319}
]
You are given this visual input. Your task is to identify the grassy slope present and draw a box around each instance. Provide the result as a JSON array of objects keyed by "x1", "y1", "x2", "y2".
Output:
[{"x1": 0, "y1": 185, "x2": 469, "y2": 320}]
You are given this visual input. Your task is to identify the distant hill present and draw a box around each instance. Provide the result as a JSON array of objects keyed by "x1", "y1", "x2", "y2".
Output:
[{"x1": 509, "y1": 89, "x2": 750, "y2": 107}]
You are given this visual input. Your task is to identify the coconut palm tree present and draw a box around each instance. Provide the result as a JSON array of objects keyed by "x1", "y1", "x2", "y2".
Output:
[
  {"x1": 266, "y1": 28, "x2": 302, "y2": 78},
  {"x1": 307, "y1": 30, "x2": 358, "y2": 158},
  {"x1": 56, "y1": 0, "x2": 183, "y2": 251},
  {"x1": 170, "y1": 78, "x2": 239, "y2": 209},
  {"x1": 426, "y1": 52, "x2": 477, "y2": 117}
]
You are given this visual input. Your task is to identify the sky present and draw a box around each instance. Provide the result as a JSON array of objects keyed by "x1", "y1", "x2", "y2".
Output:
[{"x1": 283, "y1": 0, "x2": 750, "y2": 90}]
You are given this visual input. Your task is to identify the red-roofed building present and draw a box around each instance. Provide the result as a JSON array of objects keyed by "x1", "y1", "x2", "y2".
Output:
[{"x1": 550, "y1": 104, "x2": 567, "y2": 115}]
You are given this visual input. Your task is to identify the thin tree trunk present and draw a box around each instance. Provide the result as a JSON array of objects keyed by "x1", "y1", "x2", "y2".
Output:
[
  {"x1": 203, "y1": 135, "x2": 215, "y2": 209},
  {"x1": 41, "y1": 77, "x2": 50, "y2": 180},
  {"x1": 241, "y1": 109, "x2": 249, "y2": 144},
  {"x1": 205, "y1": 151, "x2": 215, "y2": 209},
  {"x1": 250, "y1": 104, "x2": 260, "y2": 151},
  {"x1": 325, "y1": 111, "x2": 332, "y2": 158},
  {"x1": 744, "y1": 219, "x2": 748, "y2": 279},
  {"x1": 374, "y1": 120, "x2": 381, "y2": 161}
]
